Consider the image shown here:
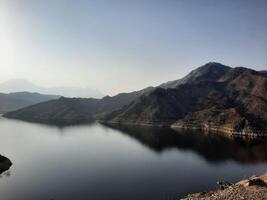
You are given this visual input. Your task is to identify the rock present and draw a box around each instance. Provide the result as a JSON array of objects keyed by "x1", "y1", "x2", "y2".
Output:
[
  {"x1": 0, "y1": 155, "x2": 12, "y2": 174},
  {"x1": 216, "y1": 180, "x2": 233, "y2": 190},
  {"x1": 183, "y1": 172, "x2": 267, "y2": 200},
  {"x1": 248, "y1": 178, "x2": 266, "y2": 187}
]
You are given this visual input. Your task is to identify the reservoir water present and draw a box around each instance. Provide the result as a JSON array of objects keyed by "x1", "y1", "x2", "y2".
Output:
[{"x1": 0, "y1": 117, "x2": 266, "y2": 200}]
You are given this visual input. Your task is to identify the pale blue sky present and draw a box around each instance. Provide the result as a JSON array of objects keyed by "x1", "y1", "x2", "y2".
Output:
[{"x1": 1, "y1": 0, "x2": 267, "y2": 95}]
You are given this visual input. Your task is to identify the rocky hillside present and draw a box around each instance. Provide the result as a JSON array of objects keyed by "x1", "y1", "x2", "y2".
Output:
[
  {"x1": 0, "y1": 92, "x2": 59, "y2": 113},
  {"x1": 4, "y1": 62, "x2": 267, "y2": 137},
  {"x1": 160, "y1": 62, "x2": 231, "y2": 88},
  {"x1": 3, "y1": 87, "x2": 153, "y2": 124},
  {"x1": 105, "y1": 63, "x2": 267, "y2": 137},
  {"x1": 172, "y1": 67, "x2": 267, "y2": 137}
]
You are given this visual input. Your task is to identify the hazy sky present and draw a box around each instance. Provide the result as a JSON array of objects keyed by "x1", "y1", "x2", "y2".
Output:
[{"x1": 1, "y1": 0, "x2": 267, "y2": 95}]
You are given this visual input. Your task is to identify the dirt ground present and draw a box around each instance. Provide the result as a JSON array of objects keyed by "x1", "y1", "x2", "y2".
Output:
[{"x1": 182, "y1": 173, "x2": 267, "y2": 200}]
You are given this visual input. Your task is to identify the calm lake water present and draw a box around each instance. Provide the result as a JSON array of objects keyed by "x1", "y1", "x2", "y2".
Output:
[{"x1": 0, "y1": 117, "x2": 266, "y2": 200}]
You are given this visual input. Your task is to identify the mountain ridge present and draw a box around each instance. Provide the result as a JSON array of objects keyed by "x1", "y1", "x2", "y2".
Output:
[
  {"x1": 4, "y1": 87, "x2": 154, "y2": 124},
  {"x1": 104, "y1": 63, "x2": 267, "y2": 136},
  {"x1": 160, "y1": 62, "x2": 231, "y2": 88},
  {"x1": 0, "y1": 92, "x2": 60, "y2": 114},
  {"x1": 4, "y1": 62, "x2": 267, "y2": 137}
]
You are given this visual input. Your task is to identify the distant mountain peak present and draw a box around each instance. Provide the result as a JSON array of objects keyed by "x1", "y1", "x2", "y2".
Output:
[
  {"x1": 202, "y1": 61, "x2": 227, "y2": 66},
  {"x1": 197, "y1": 62, "x2": 231, "y2": 70},
  {"x1": 4, "y1": 63, "x2": 267, "y2": 137},
  {"x1": 189, "y1": 62, "x2": 231, "y2": 76},
  {"x1": 160, "y1": 62, "x2": 231, "y2": 89}
]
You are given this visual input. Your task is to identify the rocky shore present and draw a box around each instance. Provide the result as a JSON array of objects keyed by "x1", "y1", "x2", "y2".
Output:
[
  {"x1": 0, "y1": 155, "x2": 12, "y2": 174},
  {"x1": 182, "y1": 172, "x2": 267, "y2": 200},
  {"x1": 171, "y1": 122, "x2": 267, "y2": 138}
]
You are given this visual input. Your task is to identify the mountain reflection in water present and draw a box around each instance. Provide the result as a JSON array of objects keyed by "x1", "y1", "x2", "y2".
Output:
[
  {"x1": 0, "y1": 118, "x2": 266, "y2": 200},
  {"x1": 104, "y1": 123, "x2": 267, "y2": 163}
]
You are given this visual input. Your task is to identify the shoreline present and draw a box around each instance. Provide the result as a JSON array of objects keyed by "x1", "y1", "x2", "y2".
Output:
[
  {"x1": 3, "y1": 115, "x2": 267, "y2": 138},
  {"x1": 182, "y1": 172, "x2": 267, "y2": 200},
  {"x1": 103, "y1": 120, "x2": 267, "y2": 138}
]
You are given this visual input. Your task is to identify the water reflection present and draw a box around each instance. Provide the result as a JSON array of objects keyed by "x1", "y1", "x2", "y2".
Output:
[
  {"x1": 4, "y1": 117, "x2": 95, "y2": 129},
  {"x1": 104, "y1": 123, "x2": 267, "y2": 164},
  {"x1": 0, "y1": 118, "x2": 266, "y2": 200}
]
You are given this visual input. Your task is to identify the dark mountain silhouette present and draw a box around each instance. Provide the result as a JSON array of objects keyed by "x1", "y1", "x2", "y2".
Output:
[
  {"x1": 4, "y1": 62, "x2": 267, "y2": 137},
  {"x1": 4, "y1": 87, "x2": 153, "y2": 124},
  {"x1": 103, "y1": 124, "x2": 267, "y2": 163},
  {"x1": 160, "y1": 62, "x2": 231, "y2": 88},
  {"x1": 105, "y1": 63, "x2": 267, "y2": 136},
  {"x1": 0, "y1": 92, "x2": 59, "y2": 113}
]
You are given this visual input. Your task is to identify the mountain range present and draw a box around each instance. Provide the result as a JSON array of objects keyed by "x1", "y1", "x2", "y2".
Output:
[
  {"x1": 0, "y1": 92, "x2": 59, "y2": 114},
  {"x1": 3, "y1": 87, "x2": 153, "y2": 124},
  {"x1": 4, "y1": 62, "x2": 267, "y2": 137},
  {"x1": 0, "y1": 79, "x2": 104, "y2": 98}
]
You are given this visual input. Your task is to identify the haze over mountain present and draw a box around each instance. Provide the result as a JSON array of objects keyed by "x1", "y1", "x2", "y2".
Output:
[
  {"x1": 0, "y1": 92, "x2": 59, "y2": 113},
  {"x1": 0, "y1": 79, "x2": 104, "y2": 98},
  {"x1": 4, "y1": 62, "x2": 267, "y2": 137},
  {"x1": 3, "y1": 87, "x2": 153, "y2": 124}
]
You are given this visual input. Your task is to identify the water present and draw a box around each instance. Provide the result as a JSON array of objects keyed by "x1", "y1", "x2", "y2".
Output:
[{"x1": 0, "y1": 117, "x2": 266, "y2": 200}]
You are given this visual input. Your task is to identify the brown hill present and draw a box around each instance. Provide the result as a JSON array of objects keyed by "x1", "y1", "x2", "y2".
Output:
[
  {"x1": 4, "y1": 62, "x2": 267, "y2": 137},
  {"x1": 106, "y1": 64, "x2": 267, "y2": 137}
]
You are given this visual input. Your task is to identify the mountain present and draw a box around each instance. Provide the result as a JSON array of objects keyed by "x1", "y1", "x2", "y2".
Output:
[
  {"x1": 4, "y1": 87, "x2": 153, "y2": 124},
  {"x1": 160, "y1": 62, "x2": 231, "y2": 88},
  {"x1": 104, "y1": 63, "x2": 267, "y2": 136},
  {"x1": 0, "y1": 79, "x2": 104, "y2": 98},
  {"x1": 105, "y1": 82, "x2": 223, "y2": 125},
  {"x1": 104, "y1": 62, "x2": 231, "y2": 124},
  {"x1": 4, "y1": 62, "x2": 267, "y2": 137},
  {"x1": 3, "y1": 97, "x2": 98, "y2": 124},
  {"x1": 0, "y1": 92, "x2": 60, "y2": 113}
]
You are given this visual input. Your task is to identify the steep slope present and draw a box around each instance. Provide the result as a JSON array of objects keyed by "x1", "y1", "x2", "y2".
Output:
[
  {"x1": 0, "y1": 92, "x2": 59, "y2": 113},
  {"x1": 173, "y1": 69, "x2": 267, "y2": 136},
  {"x1": 5, "y1": 62, "x2": 230, "y2": 123},
  {"x1": 94, "y1": 87, "x2": 153, "y2": 115},
  {"x1": 104, "y1": 63, "x2": 231, "y2": 124},
  {"x1": 4, "y1": 62, "x2": 267, "y2": 137},
  {"x1": 106, "y1": 82, "x2": 225, "y2": 125},
  {"x1": 160, "y1": 62, "x2": 231, "y2": 88},
  {"x1": 106, "y1": 65, "x2": 267, "y2": 136}
]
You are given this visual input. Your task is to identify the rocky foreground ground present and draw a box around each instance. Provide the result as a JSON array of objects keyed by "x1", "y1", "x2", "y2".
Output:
[{"x1": 182, "y1": 173, "x2": 267, "y2": 200}]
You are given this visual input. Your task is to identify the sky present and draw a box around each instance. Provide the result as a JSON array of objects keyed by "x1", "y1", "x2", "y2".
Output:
[{"x1": 0, "y1": 0, "x2": 267, "y2": 95}]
